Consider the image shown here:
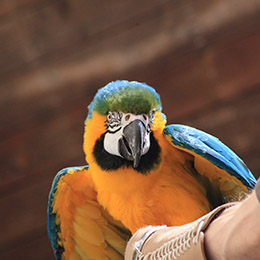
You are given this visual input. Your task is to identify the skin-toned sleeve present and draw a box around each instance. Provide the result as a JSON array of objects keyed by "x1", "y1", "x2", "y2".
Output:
[
  {"x1": 255, "y1": 178, "x2": 260, "y2": 203},
  {"x1": 124, "y1": 203, "x2": 235, "y2": 260}
]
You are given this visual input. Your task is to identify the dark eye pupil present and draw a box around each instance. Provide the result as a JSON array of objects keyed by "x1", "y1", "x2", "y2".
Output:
[
  {"x1": 143, "y1": 115, "x2": 147, "y2": 120},
  {"x1": 125, "y1": 114, "x2": 130, "y2": 121}
]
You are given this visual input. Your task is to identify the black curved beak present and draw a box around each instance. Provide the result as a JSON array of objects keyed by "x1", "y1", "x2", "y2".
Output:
[{"x1": 119, "y1": 120, "x2": 146, "y2": 168}]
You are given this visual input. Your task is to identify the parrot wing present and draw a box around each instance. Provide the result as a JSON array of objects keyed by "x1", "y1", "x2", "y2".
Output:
[
  {"x1": 47, "y1": 166, "x2": 131, "y2": 260},
  {"x1": 163, "y1": 124, "x2": 256, "y2": 204}
]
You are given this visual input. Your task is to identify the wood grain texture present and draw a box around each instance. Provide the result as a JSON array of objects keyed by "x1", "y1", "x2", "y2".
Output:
[{"x1": 1, "y1": 0, "x2": 260, "y2": 259}]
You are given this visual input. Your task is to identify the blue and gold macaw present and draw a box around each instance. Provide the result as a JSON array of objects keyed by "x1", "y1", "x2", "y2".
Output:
[{"x1": 48, "y1": 80, "x2": 256, "y2": 260}]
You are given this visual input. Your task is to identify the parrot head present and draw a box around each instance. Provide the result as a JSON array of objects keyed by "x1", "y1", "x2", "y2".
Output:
[{"x1": 84, "y1": 80, "x2": 166, "y2": 174}]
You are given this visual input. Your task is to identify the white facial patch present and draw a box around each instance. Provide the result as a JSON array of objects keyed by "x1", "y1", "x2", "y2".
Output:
[{"x1": 104, "y1": 112, "x2": 153, "y2": 158}]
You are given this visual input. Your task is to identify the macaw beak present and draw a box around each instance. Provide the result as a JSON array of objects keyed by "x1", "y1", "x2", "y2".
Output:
[{"x1": 119, "y1": 120, "x2": 146, "y2": 168}]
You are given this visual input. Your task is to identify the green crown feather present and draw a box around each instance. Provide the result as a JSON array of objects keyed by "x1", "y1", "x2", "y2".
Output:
[{"x1": 87, "y1": 80, "x2": 162, "y2": 119}]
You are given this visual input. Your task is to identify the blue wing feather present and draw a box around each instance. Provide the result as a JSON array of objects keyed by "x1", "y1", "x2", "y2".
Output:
[
  {"x1": 47, "y1": 165, "x2": 89, "y2": 260},
  {"x1": 163, "y1": 124, "x2": 256, "y2": 189}
]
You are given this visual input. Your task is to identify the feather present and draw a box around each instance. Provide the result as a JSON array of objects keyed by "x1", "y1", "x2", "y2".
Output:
[
  {"x1": 103, "y1": 225, "x2": 127, "y2": 255},
  {"x1": 48, "y1": 166, "x2": 127, "y2": 260},
  {"x1": 76, "y1": 204, "x2": 102, "y2": 219}
]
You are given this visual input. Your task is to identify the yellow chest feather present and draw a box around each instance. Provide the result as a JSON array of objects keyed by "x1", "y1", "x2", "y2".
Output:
[{"x1": 90, "y1": 134, "x2": 210, "y2": 233}]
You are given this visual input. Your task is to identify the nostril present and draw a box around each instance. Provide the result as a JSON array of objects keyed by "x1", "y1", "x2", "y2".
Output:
[{"x1": 125, "y1": 114, "x2": 131, "y2": 121}]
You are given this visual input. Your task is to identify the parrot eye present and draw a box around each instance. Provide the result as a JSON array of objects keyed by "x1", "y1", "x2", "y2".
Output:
[
  {"x1": 148, "y1": 111, "x2": 155, "y2": 123},
  {"x1": 106, "y1": 112, "x2": 122, "y2": 130},
  {"x1": 147, "y1": 111, "x2": 155, "y2": 132}
]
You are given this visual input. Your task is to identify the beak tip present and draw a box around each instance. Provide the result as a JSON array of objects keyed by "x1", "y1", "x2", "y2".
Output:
[
  {"x1": 133, "y1": 163, "x2": 138, "y2": 168},
  {"x1": 133, "y1": 156, "x2": 141, "y2": 168}
]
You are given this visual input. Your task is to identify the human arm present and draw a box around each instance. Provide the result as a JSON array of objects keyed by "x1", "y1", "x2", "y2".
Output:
[{"x1": 205, "y1": 179, "x2": 260, "y2": 260}]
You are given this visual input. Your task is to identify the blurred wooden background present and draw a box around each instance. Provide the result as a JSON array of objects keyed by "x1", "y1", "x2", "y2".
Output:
[{"x1": 1, "y1": 0, "x2": 260, "y2": 259}]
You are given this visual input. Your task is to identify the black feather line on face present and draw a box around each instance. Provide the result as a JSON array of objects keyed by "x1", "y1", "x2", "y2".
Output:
[{"x1": 93, "y1": 132, "x2": 161, "y2": 174}]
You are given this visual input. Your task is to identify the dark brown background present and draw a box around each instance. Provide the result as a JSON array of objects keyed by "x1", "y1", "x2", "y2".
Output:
[{"x1": 1, "y1": 1, "x2": 260, "y2": 259}]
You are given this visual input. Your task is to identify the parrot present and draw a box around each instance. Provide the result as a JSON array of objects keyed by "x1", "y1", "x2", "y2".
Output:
[{"x1": 47, "y1": 80, "x2": 256, "y2": 260}]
